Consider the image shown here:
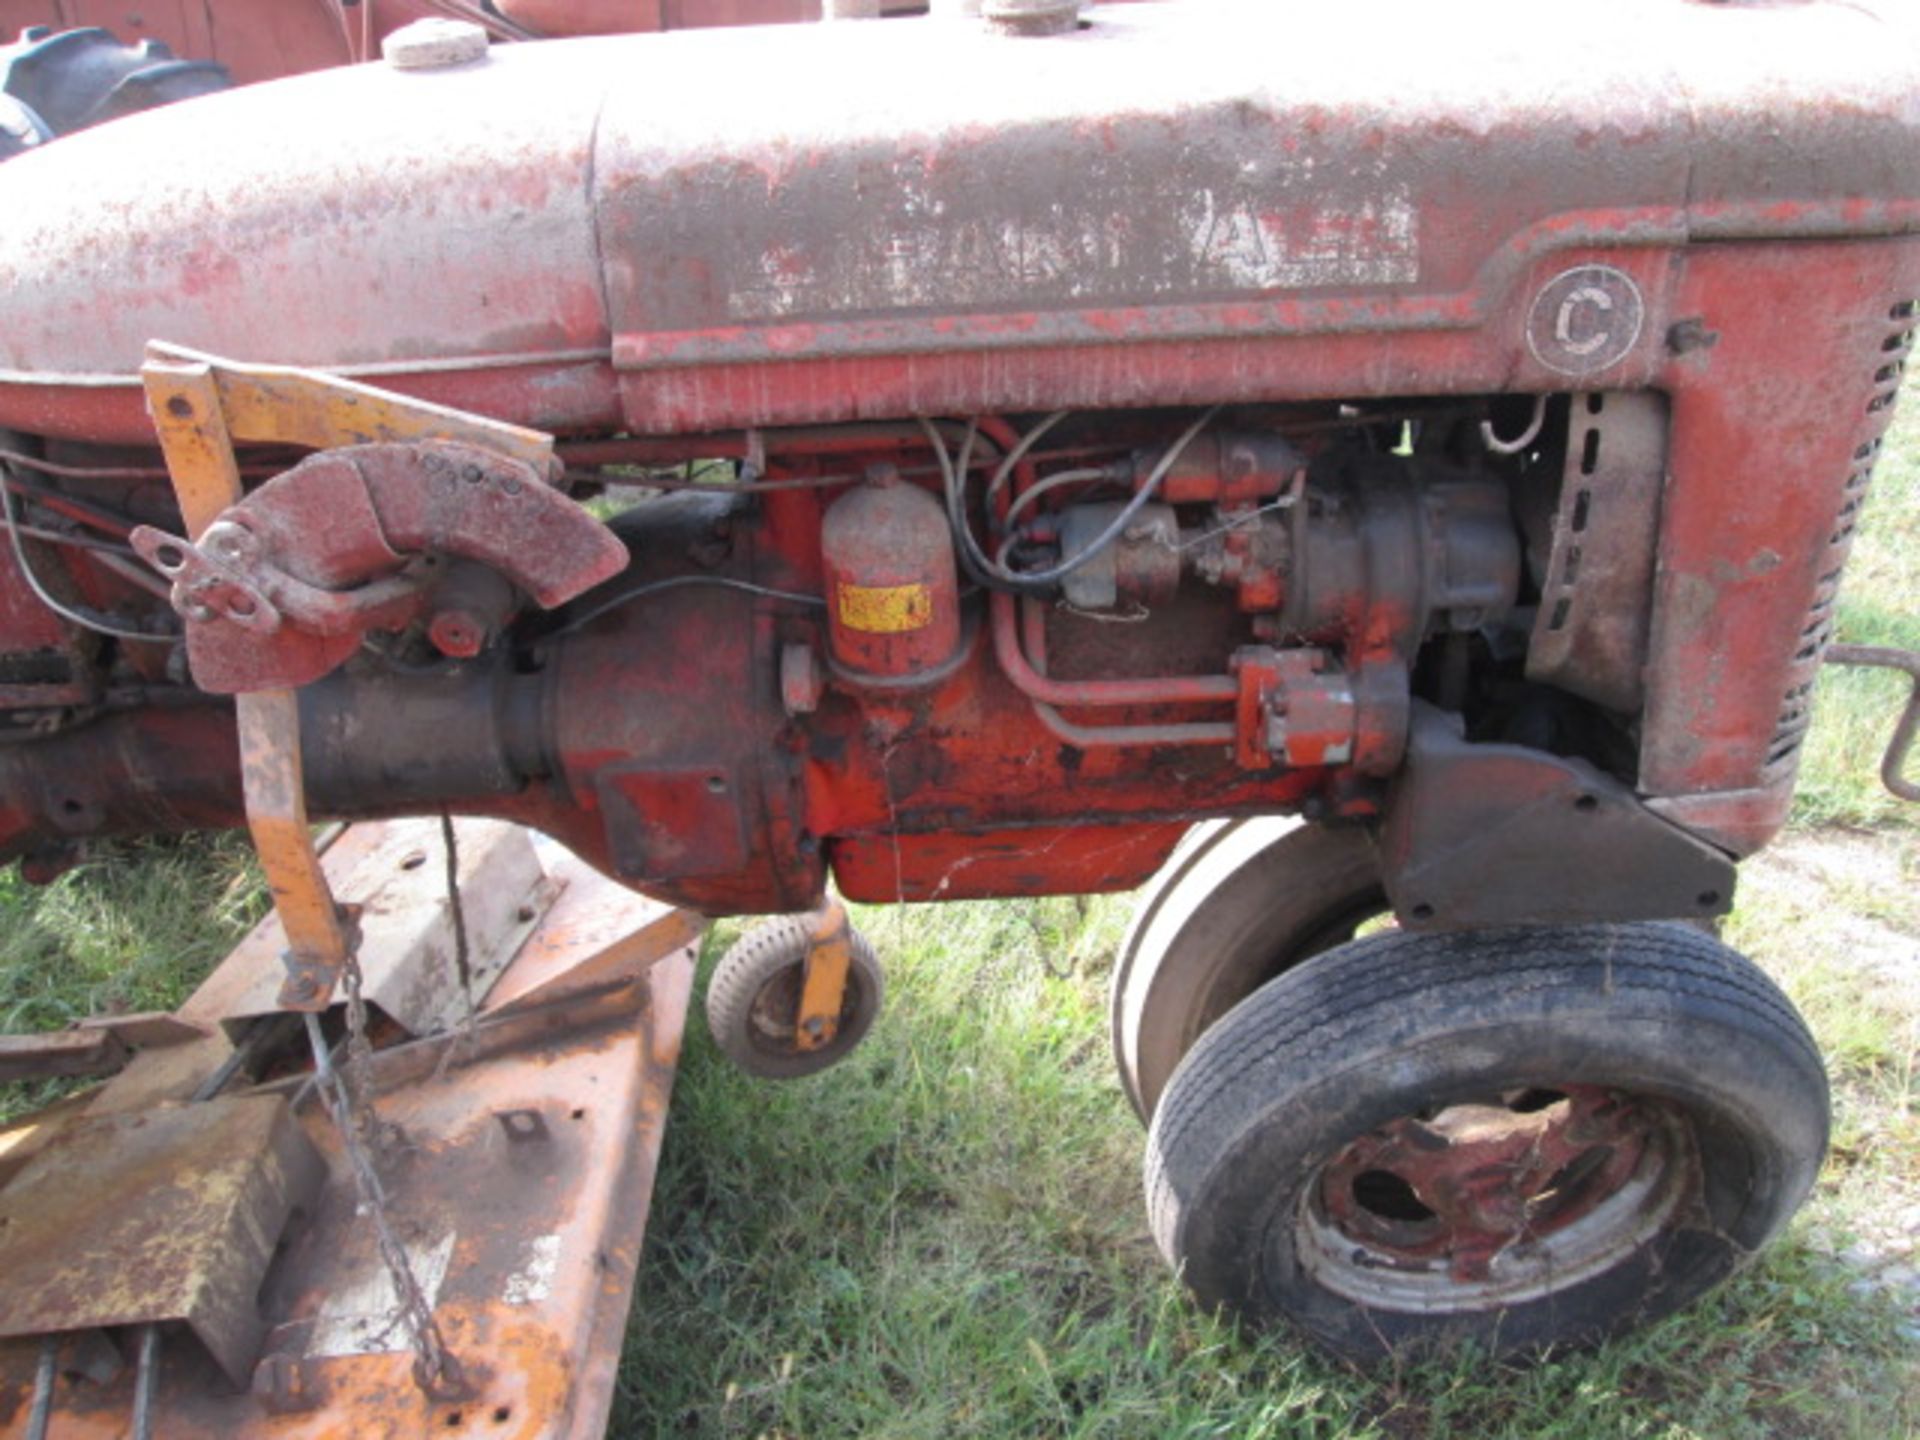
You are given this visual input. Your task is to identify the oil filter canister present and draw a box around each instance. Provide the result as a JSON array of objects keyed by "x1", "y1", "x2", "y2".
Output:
[{"x1": 820, "y1": 465, "x2": 961, "y2": 682}]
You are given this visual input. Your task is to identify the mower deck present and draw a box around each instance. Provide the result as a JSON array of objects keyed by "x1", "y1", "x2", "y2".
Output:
[{"x1": 0, "y1": 820, "x2": 704, "y2": 1439}]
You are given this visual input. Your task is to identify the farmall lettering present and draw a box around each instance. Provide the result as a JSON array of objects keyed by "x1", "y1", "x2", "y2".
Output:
[{"x1": 1190, "y1": 188, "x2": 1421, "y2": 291}]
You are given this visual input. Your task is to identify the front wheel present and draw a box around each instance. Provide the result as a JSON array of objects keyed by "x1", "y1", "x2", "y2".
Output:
[
  {"x1": 1145, "y1": 923, "x2": 1828, "y2": 1362},
  {"x1": 1111, "y1": 818, "x2": 1387, "y2": 1123}
]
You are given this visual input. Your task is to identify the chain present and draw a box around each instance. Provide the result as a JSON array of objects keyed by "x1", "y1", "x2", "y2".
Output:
[
  {"x1": 335, "y1": 939, "x2": 392, "y2": 1161},
  {"x1": 303, "y1": 995, "x2": 464, "y2": 1398},
  {"x1": 293, "y1": 816, "x2": 480, "y2": 1395}
]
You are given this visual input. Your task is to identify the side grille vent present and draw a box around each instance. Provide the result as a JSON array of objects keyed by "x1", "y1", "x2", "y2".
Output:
[{"x1": 1762, "y1": 299, "x2": 1911, "y2": 776}]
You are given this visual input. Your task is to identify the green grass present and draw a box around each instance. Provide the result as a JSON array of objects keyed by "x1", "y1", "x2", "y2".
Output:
[
  {"x1": 616, "y1": 897, "x2": 1920, "y2": 1439},
  {"x1": 5, "y1": 391, "x2": 1920, "y2": 1434},
  {"x1": 0, "y1": 834, "x2": 264, "y2": 1121},
  {"x1": 1794, "y1": 382, "x2": 1920, "y2": 829}
]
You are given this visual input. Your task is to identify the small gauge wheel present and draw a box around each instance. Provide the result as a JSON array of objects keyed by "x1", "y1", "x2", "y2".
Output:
[{"x1": 704, "y1": 913, "x2": 883, "y2": 1079}]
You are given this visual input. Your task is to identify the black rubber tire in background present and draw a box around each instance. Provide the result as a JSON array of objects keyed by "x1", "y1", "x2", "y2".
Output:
[
  {"x1": 704, "y1": 913, "x2": 883, "y2": 1080},
  {"x1": 1111, "y1": 818, "x2": 1387, "y2": 1123},
  {"x1": 0, "y1": 26, "x2": 228, "y2": 161},
  {"x1": 1145, "y1": 923, "x2": 1829, "y2": 1363}
]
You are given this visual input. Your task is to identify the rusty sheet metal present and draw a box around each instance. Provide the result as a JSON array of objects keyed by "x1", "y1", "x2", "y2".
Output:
[
  {"x1": 1524, "y1": 392, "x2": 1666, "y2": 716},
  {"x1": 0, "y1": 42, "x2": 620, "y2": 441},
  {"x1": 0, "y1": 1094, "x2": 324, "y2": 1385},
  {"x1": 483, "y1": 834, "x2": 704, "y2": 1013},
  {"x1": 0, "y1": 947, "x2": 697, "y2": 1440},
  {"x1": 0, "y1": 1028, "x2": 126, "y2": 1083},
  {"x1": 70, "y1": 1012, "x2": 209, "y2": 1049},
  {"x1": 82, "y1": 1029, "x2": 239, "y2": 1118},
  {"x1": 89, "y1": 824, "x2": 696, "y2": 1122},
  {"x1": 5, "y1": 4, "x2": 1920, "y2": 442},
  {"x1": 1376, "y1": 706, "x2": 1736, "y2": 931},
  {"x1": 1636, "y1": 238, "x2": 1920, "y2": 853},
  {"x1": 180, "y1": 817, "x2": 556, "y2": 1038},
  {"x1": 0, "y1": 1012, "x2": 213, "y2": 1103},
  {"x1": 0, "y1": 1090, "x2": 93, "y2": 1196},
  {"x1": 0, "y1": 820, "x2": 704, "y2": 1438}
]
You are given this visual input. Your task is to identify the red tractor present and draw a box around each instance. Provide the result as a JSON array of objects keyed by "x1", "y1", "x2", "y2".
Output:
[{"x1": 0, "y1": 0, "x2": 1916, "y2": 1367}]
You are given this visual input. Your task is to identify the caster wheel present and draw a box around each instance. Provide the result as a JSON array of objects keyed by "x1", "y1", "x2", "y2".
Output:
[
  {"x1": 1112, "y1": 818, "x2": 1387, "y2": 1123},
  {"x1": 705, "y1": 912, "x2": 883, "y2": 1079},
  {"x1": 1145, "y1": 922, "x2": 1829, "y2": 1362}
]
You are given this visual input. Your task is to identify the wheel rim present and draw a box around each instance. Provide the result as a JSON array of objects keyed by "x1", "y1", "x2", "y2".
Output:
[
  {"x1": 1277, "y1": 891, "x2": 1394, "y2": 974},
  {"x1": 1186, "y1": 887, "x2": 1391, "y2": 1040},
  {"x1": 1295, "y1": 1085, "x2": 1699, "y2": 1310},
  {"x1": 1114, "y1": 819, "x2": 1390, "y2": 1121},
  {"x1": 744, "y1": 964, "x2": 859, "y2": 1057}
]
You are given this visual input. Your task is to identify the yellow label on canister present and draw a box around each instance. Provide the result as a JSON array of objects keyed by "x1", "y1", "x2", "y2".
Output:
[{"x1": 837, "y1": 581, "x2": 933, "y2": 634}]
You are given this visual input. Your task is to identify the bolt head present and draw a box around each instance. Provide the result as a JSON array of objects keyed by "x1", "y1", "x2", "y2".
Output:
[
  {"x1": 428, "y1": 610, "x2": 485, "y2": 659},
  {"x1": 383, "y1": 18, "x2": 488, "y2": 70},
  {"x1": 205, "y1": 520, "x2": 255, "y2": 560},
  {"x1": 780, "y1": 642, "x2": 825, "y2": 716}
]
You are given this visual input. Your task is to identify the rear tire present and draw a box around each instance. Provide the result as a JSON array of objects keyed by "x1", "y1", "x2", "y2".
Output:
[
  {"x1": 0, "y1": 27, "x2": 227, "y2": 161},
  {"x1": 1145, "y1": 923, "x2": 1828, "y2": 1362},
  {"x1": 1111, "y1": 818, "x2": 1386, "y2": 1122}
]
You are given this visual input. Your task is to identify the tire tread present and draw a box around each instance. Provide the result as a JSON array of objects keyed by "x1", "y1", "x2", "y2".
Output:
[{"x1": 1146, "y1": 924, "x2": 1825, "y2": 1297}]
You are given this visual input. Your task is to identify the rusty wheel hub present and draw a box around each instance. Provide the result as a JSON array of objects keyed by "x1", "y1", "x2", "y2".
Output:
[
  {"x1": 1300, "y1": 1085, "x2": 1695, "y2": 1308},
  {"x1": 745, "y1": 964, "x2": 857, "y2": 1055}
]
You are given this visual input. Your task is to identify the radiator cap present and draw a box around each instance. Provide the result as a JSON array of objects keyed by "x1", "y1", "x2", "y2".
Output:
[
  {"x1": 383, "y1": 18, "x2": 489, "y2": 71},
  {"x1": 982, "y1": 0, "x2": 1082, "y2": 36}
]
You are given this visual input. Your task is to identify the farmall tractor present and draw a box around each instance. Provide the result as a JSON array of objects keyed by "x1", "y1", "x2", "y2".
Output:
[{"x1": 0, "y1": 0, "x2": 1917, "y2": 1392}]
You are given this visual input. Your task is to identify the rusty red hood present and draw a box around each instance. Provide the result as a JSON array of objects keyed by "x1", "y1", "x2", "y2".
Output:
[{"x1": 2, "y1": 0, "x2": 1919, "y2": 443}]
